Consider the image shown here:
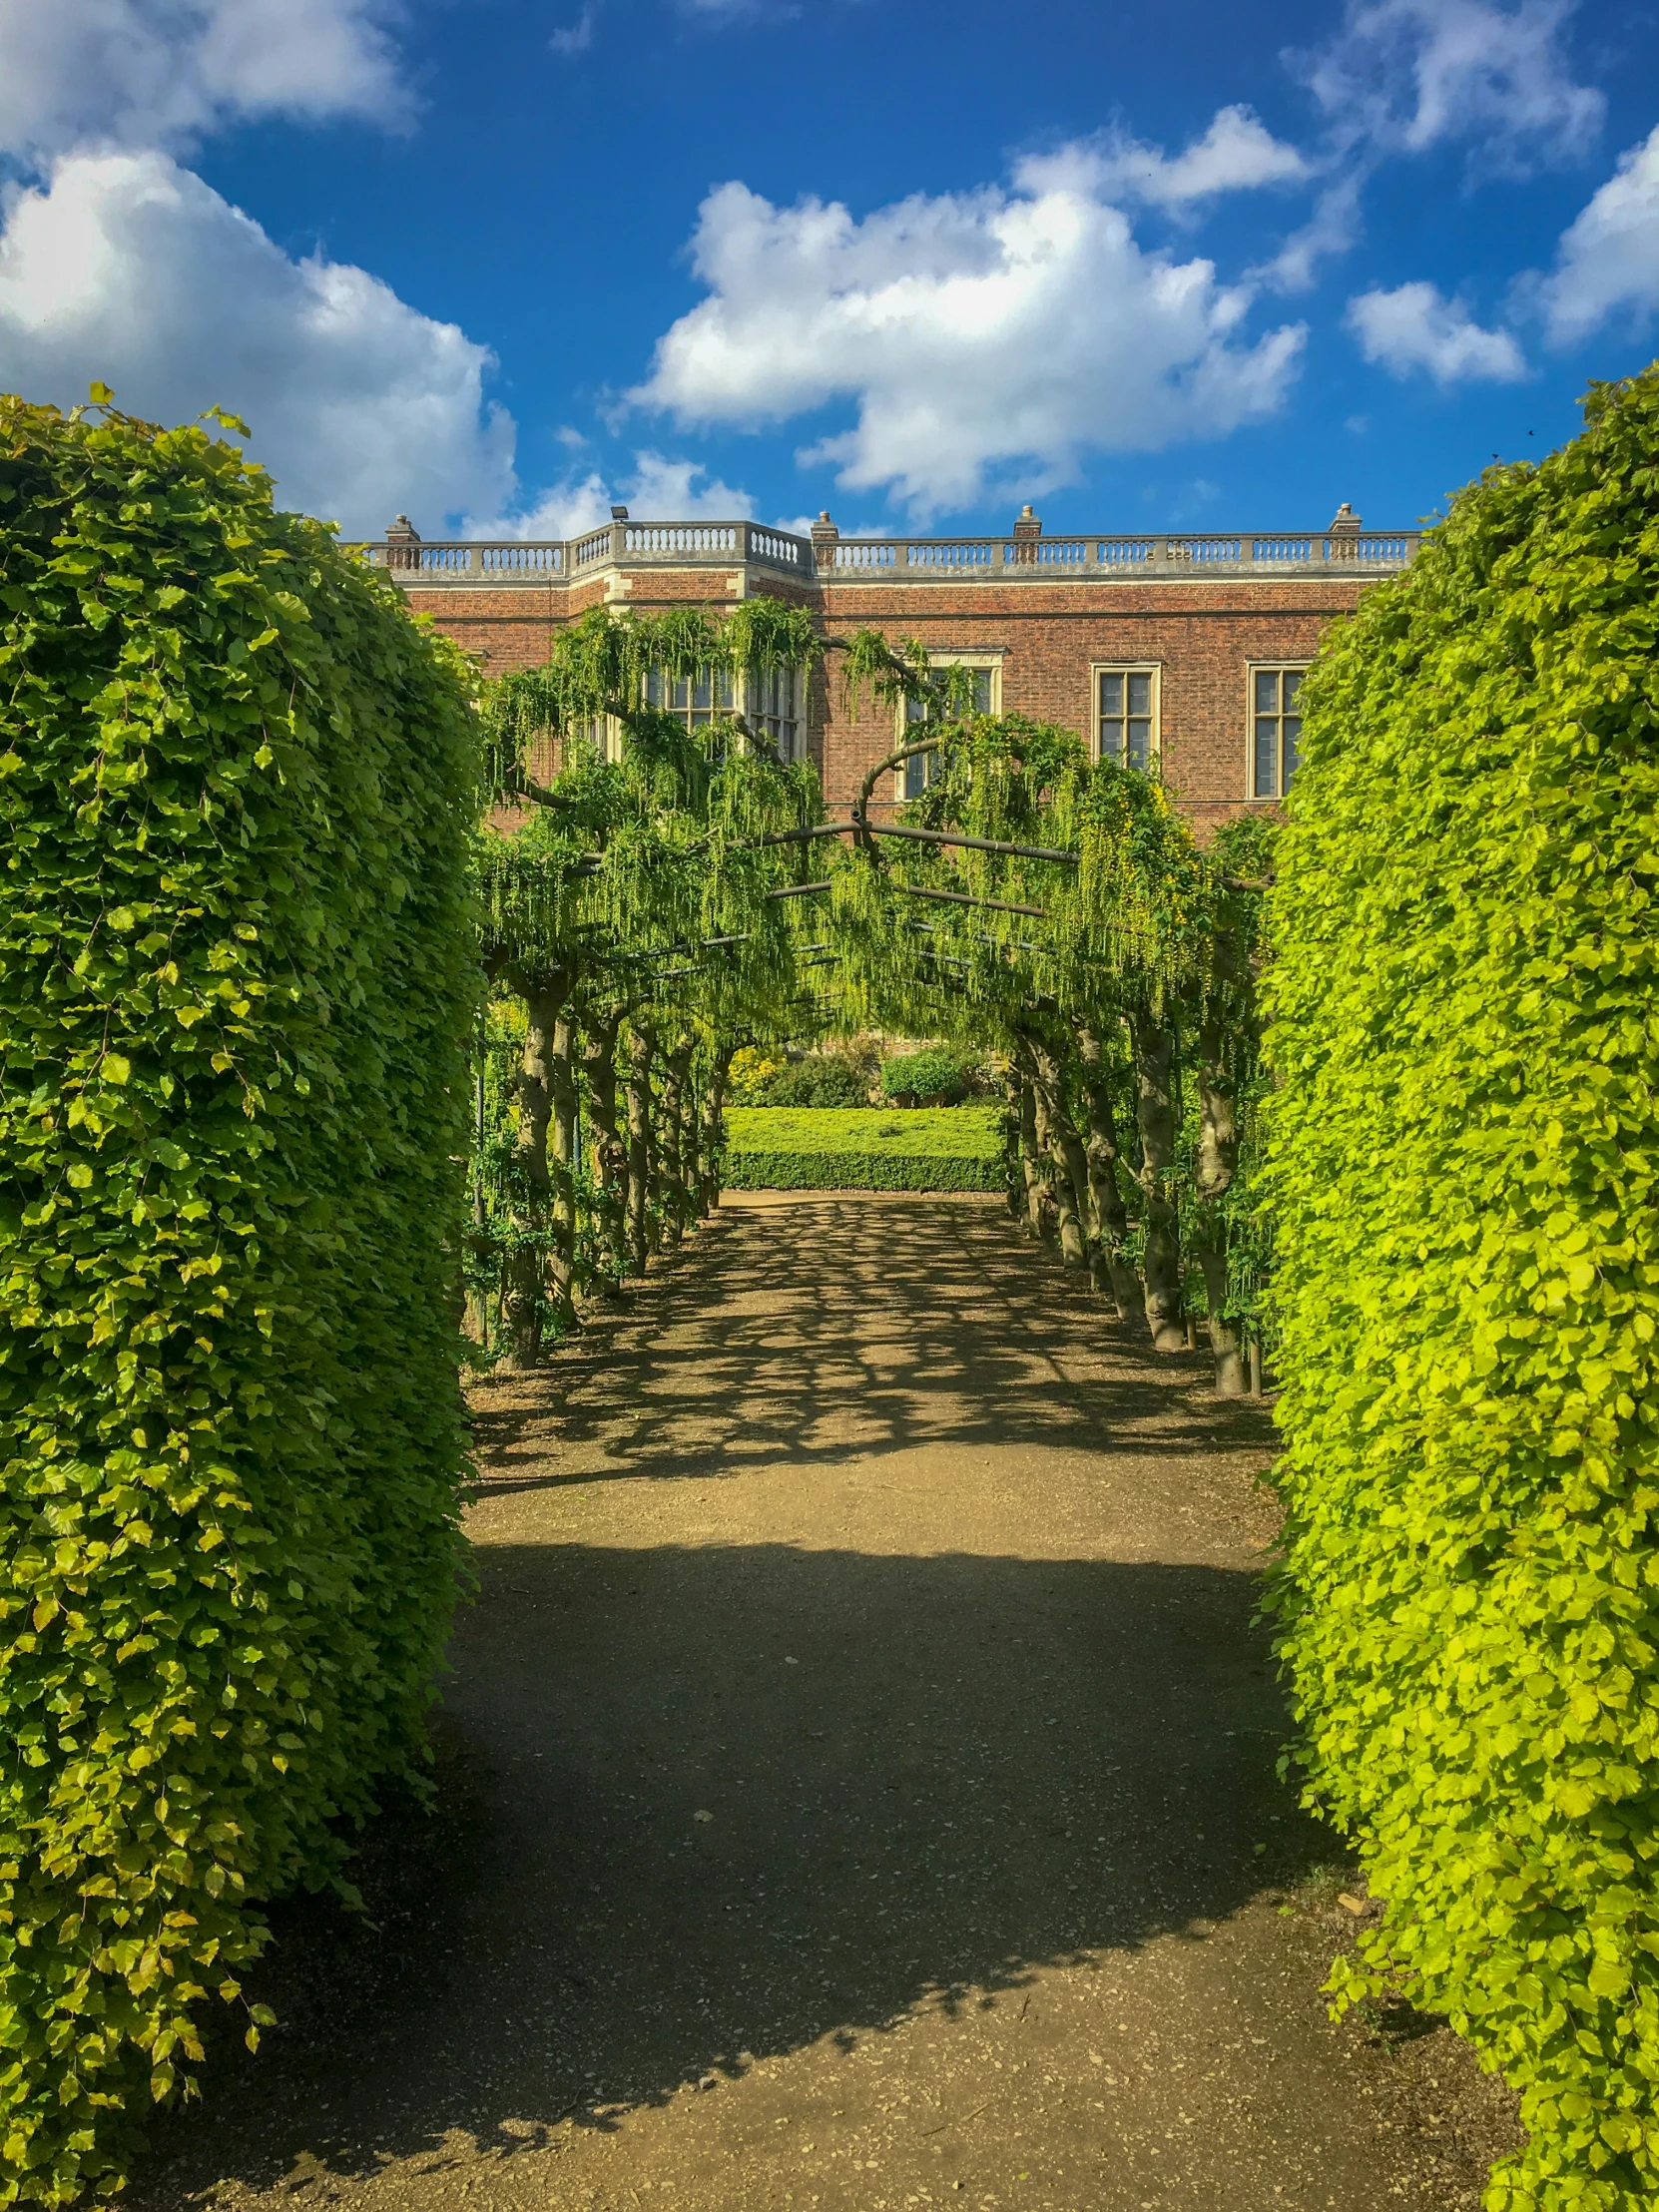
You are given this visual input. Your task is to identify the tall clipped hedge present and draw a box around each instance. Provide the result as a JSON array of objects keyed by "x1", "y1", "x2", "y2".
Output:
[
  {"x1": 1263, "y1": 365, "x2": 1659, "y2": 2210},
  {"x1": 0, "y1": 398, "x2": 478, "y2": 2203}
]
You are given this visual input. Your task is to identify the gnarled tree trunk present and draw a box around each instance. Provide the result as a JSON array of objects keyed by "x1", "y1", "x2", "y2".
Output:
[
  {"x1": 1013, "y1": 1044, "x2": 1062, "y2": 1242},
  {"x1": 1014, "y1": 1074, "x2": 1043, "y2": 1235},
  {"x1": 658, "y1": 1035, "x2": 695, "y2": 1250},
  {"x1": 546, "y1": 1016, "x2": 579, "y2": 1333},
  {"x1": 503, "y1": 968, "x2": 572, "y2": 1368},
  {"x1": 1023, "y1": 1032, "x2": 1090, "y2": 1270},
  {"x1": 1073, "y1": 1023, "x2": 1141, "y2": 1321},
  {"x1": 580, "y1": 1007, "x2": 628, "y2": 1290},
  {"x1": 1132, "y1": 1014, "x2": 1186, "y2": 1354},
  {"x1": 1192, "y1": 1020, "x2": 1246, "y2": 1394},
  {"x1": 624, "y1": 1021, "x2": 656, "y2": 1276},
  {"x1": 697, "y1": 1044, "x2": 734, "y2": 1215}
]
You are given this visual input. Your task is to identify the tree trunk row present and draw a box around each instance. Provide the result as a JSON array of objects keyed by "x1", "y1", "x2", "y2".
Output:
[
  {"x1": 490, "y1": 982, "x2": 735, "y2": 1369},
  {"x1": 1009, "y1": 1014, "x2": 1245, "y2": 1393}
]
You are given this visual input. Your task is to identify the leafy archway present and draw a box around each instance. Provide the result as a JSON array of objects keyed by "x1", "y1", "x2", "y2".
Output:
[{"x1": 472, "y1": 604, "x2": 1276, "y2": 1394}]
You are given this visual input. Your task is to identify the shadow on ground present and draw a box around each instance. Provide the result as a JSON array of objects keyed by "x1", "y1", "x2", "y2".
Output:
[
  {"x1": 467, "y1": 1198, "x2": 1267, "y2": 1497},
  {"x1": 135, "y1": 1539, "x2": 1315, "y2": 2202}
]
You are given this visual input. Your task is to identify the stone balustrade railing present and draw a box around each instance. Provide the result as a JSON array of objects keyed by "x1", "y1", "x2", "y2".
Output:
[{"x1": 358, "y1": 518, "x2": 1420, "y2": 587}]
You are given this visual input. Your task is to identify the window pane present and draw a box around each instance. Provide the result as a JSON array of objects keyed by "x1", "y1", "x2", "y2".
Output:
[
  {"x1": 671, "y1": 676, "x2": 690, "y2": 710},
  {"x1": 904, "y1": 749, "x2": 934, "y2": 799},
  {"x1": 1283, "y1": 670, "x2": 1303, "y2": 709},
  {"x1": 692, "y1": 671, "x2": 712, "y2": 712},
  {"x1": 715, "y1": 669, "x2": 733, "y2": 710},
  {"x1": 1282, "y1": 716, "x2": 1301, "y2": 785},
  {"x1": 1255, "y1": 669, "x2": 1280, "y2": 714},
  {"x1": 972, "y1": 669, "x2": 992, "y2": 714},
  {"x1": 1100, "y1": 672, "x2": 1123, "y2": 716},
  {"x1": 691, "y1": 711, "x2": 709, "y2": 728},
  {"x1": 645, "y1": 668, "x2": 663, "y2": 707},
  {"x1": 1127, "y1": 671, "x2": 1152, "y2": 716},
  {"x1": 906, "y1": 693, "x2": 928, "y2": 725},
  {"x1": 1254, "y1": 718, "x2": 1279, "y2": 798},
  {"x1": 1127, "y1": 719, "x2": 1152, "y2": 773}
]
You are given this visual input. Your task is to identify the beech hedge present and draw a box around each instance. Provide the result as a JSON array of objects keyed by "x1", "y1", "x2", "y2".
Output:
[
  {"x1": 724, "y1": 1105, "x2": 1006, "y2": 1191},
  {"x1": 0, "y1": 398, "x2": 477, "y2": 2203},
  {"x1": 1263, "y1": 367, "x2": 1659, "y2": 2209}
]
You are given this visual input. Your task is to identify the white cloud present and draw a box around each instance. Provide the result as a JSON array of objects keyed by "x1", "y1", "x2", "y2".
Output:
[
  {"x1": 1264, "y1": 0, "x2": 1607, "y2": 290},
  {"x1": 0, "y1": 151, "x2": 515, "y2": 536},
  {"x1": 630, "y1": 167, "x2": 1307, "y2": 518},
  {"x1": 549, "y1": 4, "x2": 601, "y2": 57},
  {"x1": 1255, "y1": 175, "x2": 1367, "y2": 294},
  {"x1": 677, "y1": 0, "x2": 797, "y2": 15},
  {"x1": 1347, "y1": 279, "x2": 1528, "y2": 381},
  {"x1": 461, "y1": 473, "x2": 611, "y2": 541},
  {"x1": 463, "y1": 451, "x2": 754, "y2": 538},
  {"x1": 0, "y1": 0, "x2": 410, "y2": 160},
  {"x1": 1025, "y1": 106, "x2": 1309, "y2": 212},
  {"x1": 1298, "y1": 0, "x2": 1604, "y2": 174},
  {"x1": 1536, "y1": 124, "x2": 1659, "y2": 344},
  {"x1": 625, "y1": 450, "x2": 754, "y2": 516}
]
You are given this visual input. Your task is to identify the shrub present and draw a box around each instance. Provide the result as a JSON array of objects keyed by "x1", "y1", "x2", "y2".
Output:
[
  {"x1": 726, "y1": 1044, "x2": 785, "y2": 1104},
  {"x1": 1262, "y1": 367, "x2": 1659, "y2": 2211},
  {"x1": 0, "y1": 397, "x2": 477, "y2": 2203},
  {"x1": 753, "y1": 1054, "x2": 867, "y2": 1109},
  {"x1": 879, "y1": 1047, "x2": 968, "y2": 1105}
]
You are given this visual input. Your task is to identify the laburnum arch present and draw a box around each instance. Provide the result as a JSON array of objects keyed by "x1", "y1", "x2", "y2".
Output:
[{"x1": 473, "y1": 599, "x2": 1276, "y2": 1391}]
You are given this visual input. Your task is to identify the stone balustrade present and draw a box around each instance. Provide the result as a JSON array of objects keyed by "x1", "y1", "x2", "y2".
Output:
[{"x1": 359, "y1": 514, "x2": 1419, "y2": 588}]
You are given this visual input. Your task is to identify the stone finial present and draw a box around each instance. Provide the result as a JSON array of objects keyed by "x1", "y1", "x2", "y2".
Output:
[
  {"x1": 811, "y1": 510, "x2": 839, "y2": 543},
  {"x1": 1329, "y1": 501, "x2": 1363, "y2": 551},
  {"x1": 383, "y1": 513, "x2": 420, "y2": 568},
  {"x1": 1012, "y1": 502, "x2": 1042, "y2": 563}
]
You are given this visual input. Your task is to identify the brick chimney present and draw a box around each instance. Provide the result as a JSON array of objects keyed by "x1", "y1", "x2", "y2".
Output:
[
  {"x1": 811, "y1": 510, "x2": 839, "y2": 567},
  {"x1": 1328, "y1": 502, "x2": 1362, "y2": 558},
  {"x1": 384, "y1": 513, "x2": 421, "y2": 570},
  {"x1": 1012, "y1": 503, "x2": 1042, "y2": 564}
]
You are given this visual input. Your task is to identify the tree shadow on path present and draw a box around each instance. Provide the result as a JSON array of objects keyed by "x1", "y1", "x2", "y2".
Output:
[
  {"x1": 468, "y1": 1197, "x2": 1264, "y2": 1497},
  {"x1": 135, "y1": 1198, "x2": 1330, "y2": 2205},
  {"x1": 136, "y1": 1539, "x2": 1313, "y2": 2200}
]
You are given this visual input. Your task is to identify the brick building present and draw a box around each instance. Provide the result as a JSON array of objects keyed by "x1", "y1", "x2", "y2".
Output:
[{"x1": 367, "y1": 503, "x2": 1418, "y2": 830}]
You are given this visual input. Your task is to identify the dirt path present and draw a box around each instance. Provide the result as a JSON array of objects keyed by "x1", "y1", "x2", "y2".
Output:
[{"x1": 137, "y1": 1195, "x2": 1517, "y2": 2212}]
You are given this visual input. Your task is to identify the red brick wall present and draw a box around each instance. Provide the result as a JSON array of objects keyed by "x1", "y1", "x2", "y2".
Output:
[
  {"x1": 813, "y1": 580, "x2": 1368, "y2": 824},
  {"x1": 404, "y1": 570, "x2": 1374, "y2": 830}
]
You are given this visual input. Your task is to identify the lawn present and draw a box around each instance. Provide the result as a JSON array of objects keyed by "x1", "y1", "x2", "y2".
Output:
[{"x1": 724, "y1": 1105, "x2": 1008, "y2": 1192}]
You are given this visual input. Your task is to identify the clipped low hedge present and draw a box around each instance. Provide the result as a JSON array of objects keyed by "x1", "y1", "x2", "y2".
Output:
[
  {"x1": 1263, "y1": 367, "x2": 1659, "y2": 2211},
  {"x1": 0, "y1": 398, "x2": 477, "y2": 2203},
  {"x1": 724, "y1": 1106, "x2": 1006, "y2": 1191}
]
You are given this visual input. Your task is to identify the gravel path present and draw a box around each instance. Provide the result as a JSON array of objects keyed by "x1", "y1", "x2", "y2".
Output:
[{"x1": 136, "y1": 1194, "x2": 1518, "y2": 2212}]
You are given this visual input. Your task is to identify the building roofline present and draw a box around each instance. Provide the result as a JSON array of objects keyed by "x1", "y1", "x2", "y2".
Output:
[{"x1": 358, "y1": 510, "x2": 1419, "y2": 590}]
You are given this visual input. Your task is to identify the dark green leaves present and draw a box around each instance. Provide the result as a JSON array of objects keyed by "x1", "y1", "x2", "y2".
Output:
[
  {"x1": 1264, "y1": 363, "x2": 1659, "y2": 2212},
  {"x1": 0, "y1": 396, "x2": 477, "y2": 2204}
]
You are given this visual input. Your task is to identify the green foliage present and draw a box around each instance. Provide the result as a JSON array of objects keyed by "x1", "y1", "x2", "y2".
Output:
[
  {"x1": 880, "y1": 1047, "x2": 969, "y2": 1104},
  {"x1": 0, "y1": 396, "x2": 477, "y2": 2203},
  {"x1": 483, "y1": 599, "x2": 826, "y2": 794},
  {"x1": 724, "y1": 1106, "x2": 1005, "y2": 1191},
  {"x1": 1262, "y1": 365, "x2": 1659, "y2": 2211},
  {"x1": 749, "y1": 1055, "x2": 868, "y2": 1108}
]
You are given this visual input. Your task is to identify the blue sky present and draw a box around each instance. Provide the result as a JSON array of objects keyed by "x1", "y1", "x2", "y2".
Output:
[{"x1": 0, "y1": 0, "x2": 1656, "y2": 539}]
